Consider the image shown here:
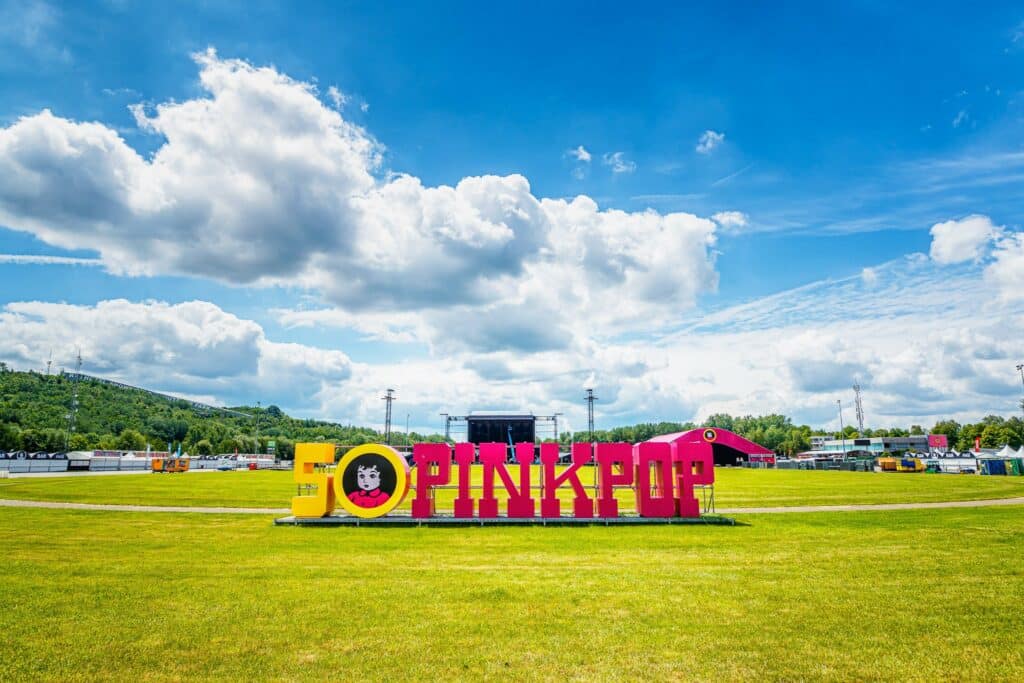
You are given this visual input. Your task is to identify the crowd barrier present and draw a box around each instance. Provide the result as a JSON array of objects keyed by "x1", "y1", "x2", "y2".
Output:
[{"x1": 0, "y1": 459, "x2": 70, "y2": 473}]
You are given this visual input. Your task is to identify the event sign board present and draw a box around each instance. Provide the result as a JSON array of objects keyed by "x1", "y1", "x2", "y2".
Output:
[{"x1": 291, "y1": 439, "x2": 715, "y2": 520}]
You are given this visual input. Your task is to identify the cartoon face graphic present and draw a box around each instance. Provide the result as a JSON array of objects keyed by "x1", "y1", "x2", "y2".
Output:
[
  {"x1": 357, "y1": 464, "x2": 381, "y2": 492},
  {"x1": 343, "y1": 454, "x2": 397, "y2": 509}
]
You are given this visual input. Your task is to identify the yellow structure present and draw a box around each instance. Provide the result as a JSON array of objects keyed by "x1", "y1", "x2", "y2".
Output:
[
  {"x1": 291, "y1": 443, "x2": 337, "y2": 518},
  {"x1": 897, "y1": 457, "x2": 924, "y2": 472},
  {"x1": 333, "y1": 444, "x2": 409, "y2": 519},
  {"x1": 878, "y1": 457, "x2": 898, "y2": 472},
  {"x1": 151, "y1": 457, "x2": 190, "y2": 473}
]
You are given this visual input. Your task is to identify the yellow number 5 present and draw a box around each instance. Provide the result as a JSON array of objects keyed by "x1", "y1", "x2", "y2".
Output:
[{"x1": 292, "y1": 443, "x2": 337, "y2": 518}]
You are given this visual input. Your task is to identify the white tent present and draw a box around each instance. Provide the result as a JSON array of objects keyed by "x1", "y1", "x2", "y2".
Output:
[{"x1": 996, "y1": 444, "x2": 1017, "y2": 459}]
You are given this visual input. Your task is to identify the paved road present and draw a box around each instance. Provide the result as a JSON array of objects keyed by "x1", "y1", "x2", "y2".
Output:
[
  {"x1": 3, "y1": 468, "x2": 228, "y2": 478},
  {"x1": 2, "y1": 497, "x2": 1023, "y2": 516}
]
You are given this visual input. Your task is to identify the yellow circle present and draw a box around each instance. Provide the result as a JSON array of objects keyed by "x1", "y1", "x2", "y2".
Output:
[
  {"x1": 333, "y1": 444, "x2": 410, "y2": 518},
  {"x1": 702, "y1": 429, "x2": 718, "y2": 443}
]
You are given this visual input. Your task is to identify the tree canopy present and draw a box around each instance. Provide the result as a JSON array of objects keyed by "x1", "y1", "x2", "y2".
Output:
[{"x1": 2, "y1": 368, "x2": 1021, "y2": 455}]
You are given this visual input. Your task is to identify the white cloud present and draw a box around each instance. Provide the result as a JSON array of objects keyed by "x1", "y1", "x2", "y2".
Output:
[
  {"x1": 696, "y1": 130, "x2": 725, "y2": 154},
  {"x1": 4, "y1": 50, "x2": 1017, "y2": 432},
  {"x1": 985, "y1": 232, "x2": 1024, "y2": 301},
  {"x1": 711, "y1": 211, "x2": 748, "y2": 230},
  {"x1": 326, "y1": 85, "x2": 349, "y2": 109},
  {"x1": 0, "y1": 299, "x2": 351, "y2": 413},
  {"x1": 0, "y1": 254, "x2": 101, "y2": 266},
  {"x1": 567, "y1": 145, "x2": 591, "y2": 163},
  {"x1": 0, "y1": 252, "x2": 1017, "y2": 432},
  {"x1": 0, "y1": 49, "x2": 718, "y2": 351},
  {"x1": 601, "y1": 151, "x2": 636, "y2": 174},
  {"x1": 929, "y1": 214, "x2": 1000, "y2": 264},
  {"x1": 952, "y1": 110, "x2": 968, "y2": 128}
]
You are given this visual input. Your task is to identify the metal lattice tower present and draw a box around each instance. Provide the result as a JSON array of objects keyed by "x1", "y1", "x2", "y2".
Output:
[
  {"x1": 382, "y1": 389, "x2": 396, "y2": 445},
  {"x1": 585, "y1": 388, "x2": 598, "y2": 442},
  {"x1": 1016, "y1": 364, "x2": 1024, "y2": 422},
  {"x1": 64, "y1": 349, "x2": 82, "y2": 450},
  {"x1": 46, "y1": 348, "x2": 53, "y2": 376},
  {"x1": 853, "y1": 380, "x2": 865, "y2": 435}
]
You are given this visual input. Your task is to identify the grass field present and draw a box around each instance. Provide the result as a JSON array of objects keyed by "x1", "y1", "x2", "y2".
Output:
[
  {"x1": 3, "y1": 467, "x2": 1024, "y2": 510},
  {"x1": 1, "y1": 505, "x2": 1022, "y2": 681}
]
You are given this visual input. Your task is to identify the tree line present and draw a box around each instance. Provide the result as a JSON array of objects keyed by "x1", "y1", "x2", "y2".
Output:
[
  {"x1": 0, "y1": 368, "x2": 442, "y2": 457},
  {"x1": 1, "y1": 366, "x2": 1021, "y2": 456},
  {"x1": 560, "y1": 412, "x2": 1024, "y2": 454}
]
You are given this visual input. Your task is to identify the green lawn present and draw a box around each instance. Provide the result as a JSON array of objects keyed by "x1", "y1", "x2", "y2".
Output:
[
  {"x1": 0, "y1": 506, "x2": 1022, "y2": 681},
  {"x1": 3, "y1": 467, "x2": 1024, "y2": 510}
]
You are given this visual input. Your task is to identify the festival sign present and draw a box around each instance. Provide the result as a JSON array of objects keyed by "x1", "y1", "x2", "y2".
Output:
[{"x1": 290, "y1": 437, "x2": 715, "y2": 521}]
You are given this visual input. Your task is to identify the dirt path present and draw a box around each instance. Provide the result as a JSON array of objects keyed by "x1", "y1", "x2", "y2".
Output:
[
  {"x1": 0, "y1": 499, "x2": 290, "y2": 514},
  {"x1": 2, "y1": 497, "x2": 1023, "y2": 516}
]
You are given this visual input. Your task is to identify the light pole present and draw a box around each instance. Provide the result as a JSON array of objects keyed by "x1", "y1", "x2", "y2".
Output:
[
  {"x1": 381, "y1": 389, "x2": 395, "y2": 445},
  {"x1": 255, "y1": 400, "x2": 261, "y2": 454},
  {"x1": 837, "y1": 399, "x2": 847, "y2": 460},
  {"x1": 1017, "y1": 364, "x2": 1024, "y2": 422}
]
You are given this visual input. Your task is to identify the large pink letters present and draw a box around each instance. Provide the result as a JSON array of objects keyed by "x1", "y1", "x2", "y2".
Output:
[
  {"x1": 539, "y1": 442, "x2": 593, "y2": 518},
  {"x1": 412, "y1": 443, "x2": 451, "y2": 518},
  {"x1": 633, "y1": 441, "x2": 676, "y2": 517},
  {"x1": 674, "y1": 441, "x2": 714, "y2": 517},
  {"x1": 453, "y1": 442, "x2": 475, "y2": 518},
  {"x1": 479, "y1": 442, "x2": 535, "y2": 518},
  {"x1": 595, "y1": 442, "x2": 633, "y2": 517}
]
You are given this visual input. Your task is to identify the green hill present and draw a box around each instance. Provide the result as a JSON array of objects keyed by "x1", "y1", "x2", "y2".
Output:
[{"x1": 0, "y1": 367, "x2": 441, "y2": 456}]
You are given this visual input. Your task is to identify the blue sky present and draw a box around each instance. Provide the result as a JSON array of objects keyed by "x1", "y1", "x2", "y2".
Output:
[{"x1": 0, "y1": 1, "x2": 1023, "y2": 433}]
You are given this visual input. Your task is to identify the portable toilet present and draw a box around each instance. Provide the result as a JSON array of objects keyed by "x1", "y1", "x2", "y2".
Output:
[{"x1": 981, "y1": 459, "x2": 1007, "y2": 476}]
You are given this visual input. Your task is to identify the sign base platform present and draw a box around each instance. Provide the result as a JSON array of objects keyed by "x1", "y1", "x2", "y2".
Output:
[{"x1": 274, "y1": 514, "x2": 738, "y2": 527}]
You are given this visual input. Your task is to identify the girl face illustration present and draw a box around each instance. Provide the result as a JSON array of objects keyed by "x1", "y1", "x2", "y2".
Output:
[{"x1": 357, "y1": 464, "x2": 381, "y2": 491}]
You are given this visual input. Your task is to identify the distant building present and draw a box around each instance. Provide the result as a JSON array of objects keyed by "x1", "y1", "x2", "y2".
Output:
[
  {"x1": 810, "y1": 435, "x2": 834, "y2": 449},
  {"x1": 814, "y1": 434, "x2": 932, "y2": 456}
]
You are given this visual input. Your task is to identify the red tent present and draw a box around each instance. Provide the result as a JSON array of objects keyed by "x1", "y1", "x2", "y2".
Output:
[{"x1": 646, "y1": 427, "x2": 775, "y2": 466}]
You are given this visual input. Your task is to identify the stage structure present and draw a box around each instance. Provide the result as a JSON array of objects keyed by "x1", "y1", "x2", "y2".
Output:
[{"x1": 441, "y1": 412, "x2": 562, "y2": 446}]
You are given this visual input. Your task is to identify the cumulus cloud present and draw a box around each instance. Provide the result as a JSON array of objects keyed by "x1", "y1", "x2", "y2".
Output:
[
  {"x1": 7, "y1": 50, "x2": 1016, "y2": 431},
  {"x1": 1, "y1": 254, "x2": 1017, "y2": 432},
  {"x1": 696, "y1": 130, "x2": 724, "y2": 154},
  {"x1": 0, "y1": 299, "x2": 351, "y2": 412},
  {"x1": 929, "y1": 214, "x2": 1000, "y2": 264},
  {"x1": 601, "y1": 151, "x2": 636, "y2": 174},
  {"x1": 780, "y1": 331, "x2": 873, "y2": 393},
  {"x1": 0, "y1": 49, "x2": 719, "y2": 351}
]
